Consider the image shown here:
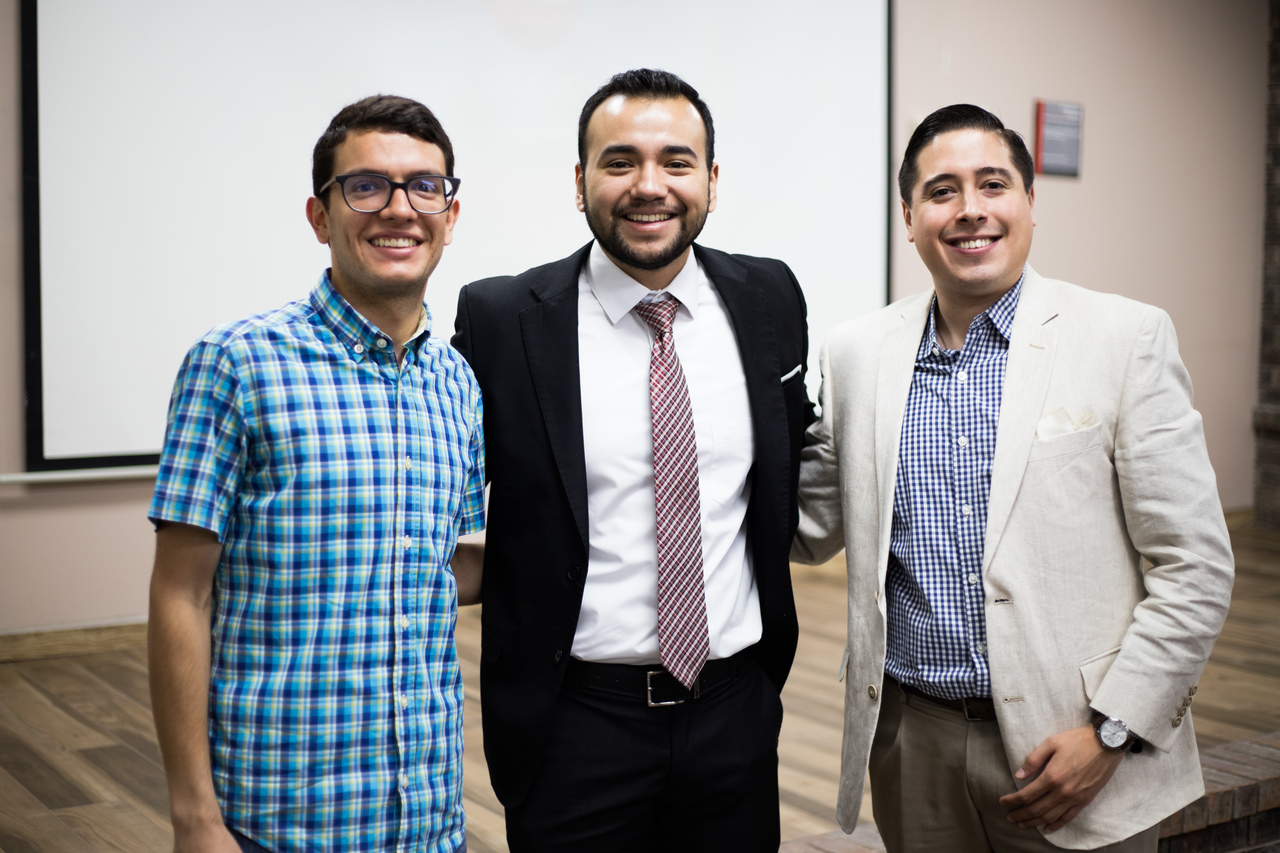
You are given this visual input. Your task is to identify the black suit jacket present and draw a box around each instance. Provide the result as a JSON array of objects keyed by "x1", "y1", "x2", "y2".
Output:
[{"x1": 452, "y1": 243, "x2": 815, "y2": 808}]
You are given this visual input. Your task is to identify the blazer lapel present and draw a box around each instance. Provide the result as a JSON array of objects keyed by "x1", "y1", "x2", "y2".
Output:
[
  {"x1": 876, "y1": 294, "x2": 933, "y2": 583},
  {"x1": 981, "y1": 268, "x2": 1060, "y2": 573},
  {"x1": 519, "y1": 246, "x2": 592, "y2": 551}
]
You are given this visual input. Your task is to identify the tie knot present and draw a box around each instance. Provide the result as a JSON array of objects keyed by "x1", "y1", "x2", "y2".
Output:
[{"x1": 633, "y1": 298, "x2": 680, "y2": 337}]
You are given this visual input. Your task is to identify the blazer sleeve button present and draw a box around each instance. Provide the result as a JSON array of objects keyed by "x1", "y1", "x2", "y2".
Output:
[{"x1": 1172, "y1": 717, "x2": 1183, "y2": 727}]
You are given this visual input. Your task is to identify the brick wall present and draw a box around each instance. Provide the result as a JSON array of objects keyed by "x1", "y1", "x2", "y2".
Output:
[{"x1": 1256, "y1": 0, "x2": 1280, "y2": 528}]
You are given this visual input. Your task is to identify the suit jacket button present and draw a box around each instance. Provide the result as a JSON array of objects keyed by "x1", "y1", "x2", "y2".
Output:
[
  {"x1": 555, "y1": 650, "x2": 564, "y2": 662},
  {"x1": 1172, "y1": 717, "x2": 1183, "y2": 727},
  {"x1": 868, "y1": 685, "x2": 879, "y2": 700},
  {"x1": 567, "y1": 566, "x2": 581, "y2": 581}
]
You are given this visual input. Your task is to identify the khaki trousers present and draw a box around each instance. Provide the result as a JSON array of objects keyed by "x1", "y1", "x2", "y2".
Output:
[{"x1": 868, "y1": 678, "x2": 1159, "y2": 853}]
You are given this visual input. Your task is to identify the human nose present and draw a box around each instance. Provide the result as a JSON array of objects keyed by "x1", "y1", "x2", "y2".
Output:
[
  {"x1": 631, "y1": 162, "x2": 667, "y2": 200},
  {"x1": 381, "y1": 185, "x2": 417, "y2": 219},
  {"x1": 957, "y1": 187, "x2": 987, "y2": 222}
]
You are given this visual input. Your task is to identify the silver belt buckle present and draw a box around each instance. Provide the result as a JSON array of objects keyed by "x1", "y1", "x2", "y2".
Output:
[{"x1": 646, "y1": 670, "x2": 688, "y2": 707}]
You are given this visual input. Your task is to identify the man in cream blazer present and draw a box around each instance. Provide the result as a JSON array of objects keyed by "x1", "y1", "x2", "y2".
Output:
[{"x1": 793, "y1": 104, "x2": 1233, "y2": 852}]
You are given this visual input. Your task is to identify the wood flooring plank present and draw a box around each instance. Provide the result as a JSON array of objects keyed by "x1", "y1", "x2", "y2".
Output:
[
  {"x1": 13, "y1": 659, "x2": 164, "y2": 769},
  {"x1": 74, "y1": 653, "x2": 152, "y2": 711},
  {"x1": 78, "y1": 745, "x2": 169, "y2": 820},
  {"x1": 0, "y1": 725, "x2": 94, "y2": 810},
  {"x1": 0, "y1": 668, "x2": 114, "y2": 752},
  {"x1": 53, "y1": 802, "x2": 172, "y2": 853},
  {"x1": 0, "y1": 767, "x2": 95, "y2": 853}
]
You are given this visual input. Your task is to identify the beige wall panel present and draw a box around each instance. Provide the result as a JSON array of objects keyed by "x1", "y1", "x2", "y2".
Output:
[{"x1": 891, "y1": 0, "x2": 1267, "y2": 510}]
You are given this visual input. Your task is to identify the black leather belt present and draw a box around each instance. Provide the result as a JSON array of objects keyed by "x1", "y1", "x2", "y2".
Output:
[
  {"x1": 565, "y1": 648, "x2": 753, "y2": 707},
  {"x1": 889, "y1": 674, "x2": 998, "y2": 722}
]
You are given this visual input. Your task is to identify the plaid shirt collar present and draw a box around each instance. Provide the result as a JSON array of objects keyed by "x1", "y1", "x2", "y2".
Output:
[
  {"x1": 310, "y1": 270, "x2": 432, "y2": 363},
  {"x1": 921, "y1": 269, "x2": 1025, "y2": 359}
]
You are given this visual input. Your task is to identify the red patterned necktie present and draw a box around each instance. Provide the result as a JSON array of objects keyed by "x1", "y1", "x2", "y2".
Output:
[{"x1": 633, "y1": 297, "x2": 709, "y2": 689}]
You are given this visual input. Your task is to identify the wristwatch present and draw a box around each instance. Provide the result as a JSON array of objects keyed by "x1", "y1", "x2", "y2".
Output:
[{"x1": 1093, "y1": 712, "x2": 1142, "y2": 753}]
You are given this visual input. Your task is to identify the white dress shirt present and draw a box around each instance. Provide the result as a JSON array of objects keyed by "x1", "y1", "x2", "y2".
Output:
[{"x1": 573, "y1": 242, "x2": 762, "y2": 664}]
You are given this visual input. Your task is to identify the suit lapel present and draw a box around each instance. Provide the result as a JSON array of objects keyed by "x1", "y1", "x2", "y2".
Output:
[
  {"x1": 981, "y1": 269, "x2": 1060, "y2": 573},
  {"x1": 876, "y1": 294, "x2": 933, "y2": 581},
  {"x1": 519, "y1": 245, "x2": 592, "y2": 551}
]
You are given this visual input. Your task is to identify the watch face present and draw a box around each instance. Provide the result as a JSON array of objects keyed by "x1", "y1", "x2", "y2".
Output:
[{"x1": 1099, "y1": 718, "x2": 1129, "y2": 749}]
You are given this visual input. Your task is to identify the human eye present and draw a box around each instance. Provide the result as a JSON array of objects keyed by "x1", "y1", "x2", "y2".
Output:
[
  {"x1": 929, "y1": 186, "x2": 954, "y2": 200},
  {"x1": 408, "y1": 177, "x2": 442, "y2": 196},
  {"x1": 347, "y1": 175, "x2": 387, "y2": 197}
]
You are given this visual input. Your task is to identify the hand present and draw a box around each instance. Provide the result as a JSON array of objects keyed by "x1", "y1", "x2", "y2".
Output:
[
  {"x1": 998, "y1": 723, "x2": 1125, "y2": 832},
  {"x1": 172, "y1": 819, "x2": 241, "y2": 853}
]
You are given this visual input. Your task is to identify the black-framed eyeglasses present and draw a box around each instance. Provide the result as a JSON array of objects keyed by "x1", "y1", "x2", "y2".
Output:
[{"x1": 319, "y1": 173, "x2": 461, "y2": 215}]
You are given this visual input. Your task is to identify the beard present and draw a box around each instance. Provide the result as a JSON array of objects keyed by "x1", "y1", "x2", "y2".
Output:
[{"x1": 582, "y1": 195, "x2": 710, "y2": 272}]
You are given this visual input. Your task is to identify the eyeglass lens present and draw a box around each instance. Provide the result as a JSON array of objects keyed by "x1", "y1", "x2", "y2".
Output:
[{"x1": 343, "y1": 175, "x2": 452, "y2": 214}]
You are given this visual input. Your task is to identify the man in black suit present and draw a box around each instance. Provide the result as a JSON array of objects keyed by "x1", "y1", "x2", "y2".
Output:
[{"x1": 453, "y1": 68, "x2": 813, "y2": 852}]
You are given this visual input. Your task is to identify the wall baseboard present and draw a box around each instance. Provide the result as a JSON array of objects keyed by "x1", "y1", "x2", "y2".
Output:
[{"x1": 0, "y1": 622, "x2": 146, "y2": 663}]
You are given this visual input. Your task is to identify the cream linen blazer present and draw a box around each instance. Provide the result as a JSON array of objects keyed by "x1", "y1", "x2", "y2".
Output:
[{"x1": 793, "y1": 268, "x2": 1234, "y2": 849}]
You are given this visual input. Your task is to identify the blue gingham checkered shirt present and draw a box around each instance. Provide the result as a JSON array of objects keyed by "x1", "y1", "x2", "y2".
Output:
[
  {"x1": 150, "y1": 272, "x2": 485, "y2": 853},
  {"x1": 885, "y1": 275, "x2": 1023, "y2": 700}
]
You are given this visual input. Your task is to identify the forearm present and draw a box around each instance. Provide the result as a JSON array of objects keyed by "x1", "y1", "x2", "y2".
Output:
[
  {"x1": 149, "y1": 585, "x2": 224, "y2": 835},
  {"x1": 148, "y1": 523, "x2": 227, "y2": 844},
  {"x1": 452, "y1": 538, "x2": 484, "y2": 606}
]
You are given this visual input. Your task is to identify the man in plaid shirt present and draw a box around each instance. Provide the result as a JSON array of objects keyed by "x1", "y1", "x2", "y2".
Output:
[{"x1": 147, "y1": 95, "x2": 484, "y2": 853}]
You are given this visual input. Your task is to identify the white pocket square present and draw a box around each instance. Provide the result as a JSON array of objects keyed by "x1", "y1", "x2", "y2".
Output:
[
  {"x1": 1037, "y1": 406, "x2": 1096, "y2": 440},
  {"x1": 780, "y1": 364, "x2": 802, "y2": 383}
]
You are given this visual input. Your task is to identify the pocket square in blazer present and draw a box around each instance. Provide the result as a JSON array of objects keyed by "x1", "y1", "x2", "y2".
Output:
[
  {"x1": 1037, "y1": 406, "x2": 1096, "y2": 440},
  {"x1": 780, "y1": 364, "x2": 802, "y2": 383}
]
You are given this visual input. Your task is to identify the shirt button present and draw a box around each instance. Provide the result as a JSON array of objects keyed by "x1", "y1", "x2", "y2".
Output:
[
  {"x1": 957, "y1": 435, "x2": 969, "y2": 448},
  {"x1": 957, "y1": 369, "x2": 968, "y2": 382},
  {"x1": 400, "y1": 615, "x2": 410, "y2": 630},
  {"x1": 376, "y1": 339, "x2": 388, "y2": 349},
  {"x1": 976, "y1": 642, "x2": 988, "y2": 655},
  {"x1": 399, "y1": 772, "x2": 410, "y2": 788},
  {"x1": 404, "y1": 456, "x2": 413, "y2": 471},
  {"x1": 354, "y1": 344, "x2": 365, "y2": 354},
  {"x1": 961, "y1": 503, "x2": 973, "y2": 516},
  {"x1": 932, "y1": 345, "x2": 941, "y2": 356},
  {"x1": 968, "y1": 573, "x2": 979, "y2": 585},
  {"x1": 400, "y1": 694, "x2": 409, "y2": 709},
  {"x1": 402, "y1": 535, "x2": 412, "y2": 550}
]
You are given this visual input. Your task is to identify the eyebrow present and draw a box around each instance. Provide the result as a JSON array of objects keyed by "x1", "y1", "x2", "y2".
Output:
[
  {"x1": 920, "y1": 166, "x2": 1016, "y2": 197},
  {"x1": 598, "y1": 143, "x2": 700, "y2": 163}
]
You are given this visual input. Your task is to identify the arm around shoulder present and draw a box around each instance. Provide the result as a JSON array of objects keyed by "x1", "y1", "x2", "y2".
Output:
[{"x1": 791, "y1": 336, "x2": 847, "y2": 565}]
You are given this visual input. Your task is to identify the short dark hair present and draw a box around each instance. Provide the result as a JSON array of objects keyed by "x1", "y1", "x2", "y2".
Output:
[
  {"x1": 577, "y1": 69, "x2": 715, "y2": 167},
  {"x1": 312, "y1": 95, "x2": 455, "y2": 204},
  {"x1": 898, "y1": 104, "x2": 1034, "y2": 203}
]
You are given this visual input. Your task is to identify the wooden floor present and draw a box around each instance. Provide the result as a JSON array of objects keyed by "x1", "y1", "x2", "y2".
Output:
[{"x1": 0, "y1": 520, "x2": 1277, "y2": 852}]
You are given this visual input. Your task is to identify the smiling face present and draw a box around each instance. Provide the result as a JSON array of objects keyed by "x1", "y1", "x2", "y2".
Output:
[
  {"x1": 575, "y1": 95, "x2": 717, "y2": 288},
  {"x1": 306, "y1": 130, "x2": 458, "y2": 309},
  {"x1": 903, "y1": 128, "x2": 1035, "y2": 304}
]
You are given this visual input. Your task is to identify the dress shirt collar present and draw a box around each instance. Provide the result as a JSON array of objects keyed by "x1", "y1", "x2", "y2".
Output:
[
  {"x1": 584, "y1": 241, "x2": 704, "y2": 324},
  {"x1": 311, "y1": 270, "x2": 431, "y2": 362},
  {"x1": 924, "y1": 268, "x2": 1026, "y2": 356}
]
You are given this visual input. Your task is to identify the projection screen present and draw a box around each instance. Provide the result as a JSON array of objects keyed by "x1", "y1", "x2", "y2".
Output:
[{"x1": 22, "y1": 0, "x2": 889, "y2": 470}]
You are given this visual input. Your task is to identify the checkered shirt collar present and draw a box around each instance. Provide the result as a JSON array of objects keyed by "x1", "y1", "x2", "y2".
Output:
[
  {"x1": 923, "y1": 269, "x2": 1026, "y2": 357},
  {"x1": 310, "y1": 270, "x2": 432, "y2": 361}
]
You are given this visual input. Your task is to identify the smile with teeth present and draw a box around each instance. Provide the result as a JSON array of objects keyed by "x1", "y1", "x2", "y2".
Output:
[
  {"x1": 953, "y1": 237, "x2": 996, "y2": 250},
  {"x1": 371, "y1": 236, "x2": 421, "y2": 248},
  {"x1": 625, "y1": 213, "x2": 675, "y2": 222}
]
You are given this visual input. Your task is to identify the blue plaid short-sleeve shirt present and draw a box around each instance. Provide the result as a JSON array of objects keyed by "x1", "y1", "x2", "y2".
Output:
[{"x1": 150, "y1": 272, "x2": 485, "y2": 853}]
